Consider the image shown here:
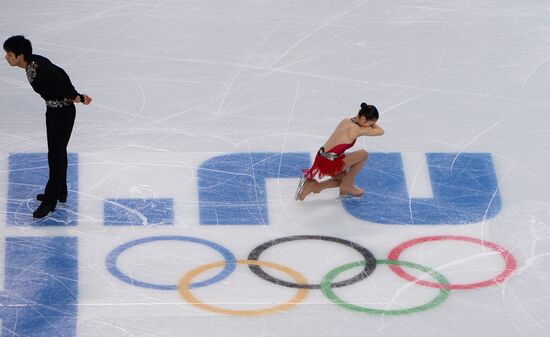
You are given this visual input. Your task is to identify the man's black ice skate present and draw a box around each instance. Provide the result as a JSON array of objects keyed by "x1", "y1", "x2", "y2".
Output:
[
  {"x1": 36, "y1": 193, "x2": 67, "y2": 203},
  {"x1": 33, "y1": 202, "x2": 56, "y2": 218}
]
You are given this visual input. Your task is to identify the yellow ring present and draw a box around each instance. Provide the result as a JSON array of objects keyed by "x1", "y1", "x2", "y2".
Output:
[{"x1": 178, "y1": 259, "x2": 309, "y2": 316}]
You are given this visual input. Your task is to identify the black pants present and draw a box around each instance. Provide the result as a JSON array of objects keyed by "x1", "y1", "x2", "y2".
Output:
[{"x1": 43, "y1": 104, "x2": 76, "y2": 205}]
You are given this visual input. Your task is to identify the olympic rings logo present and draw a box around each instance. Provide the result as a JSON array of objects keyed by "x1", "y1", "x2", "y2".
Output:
[{"x1": 106, "y1": 235, "x2": 517, "y2": 316}]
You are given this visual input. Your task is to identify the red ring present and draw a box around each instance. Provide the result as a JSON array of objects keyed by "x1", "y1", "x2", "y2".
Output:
[{"x1": 387, "y1": 235, "x2": 517, "y2": 290}]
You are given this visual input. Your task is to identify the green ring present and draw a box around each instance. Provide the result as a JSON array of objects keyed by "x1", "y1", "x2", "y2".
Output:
[{"x1": 321, "y1": 259, "x2": 450, "y2": 315}]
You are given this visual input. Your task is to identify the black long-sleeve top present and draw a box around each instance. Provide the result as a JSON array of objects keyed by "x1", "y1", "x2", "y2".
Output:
[{"x1": 25, "y1": 54, "x2": 81, "y2": 102}]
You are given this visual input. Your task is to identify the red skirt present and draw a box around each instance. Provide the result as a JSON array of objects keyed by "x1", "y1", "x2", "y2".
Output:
[{"x1": 303, "y1": 152, "x2": 346, "y2": 179}]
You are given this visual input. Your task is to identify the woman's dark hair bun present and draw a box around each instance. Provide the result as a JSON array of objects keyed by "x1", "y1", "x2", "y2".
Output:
[{"x1": 357, "y1": 101, "x2": 379, "y2": 120}]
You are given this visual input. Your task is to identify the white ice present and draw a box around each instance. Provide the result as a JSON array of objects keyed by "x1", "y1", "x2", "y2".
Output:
[{"x1": 1, "y1": 0, "x2": 550, "y2": 336}]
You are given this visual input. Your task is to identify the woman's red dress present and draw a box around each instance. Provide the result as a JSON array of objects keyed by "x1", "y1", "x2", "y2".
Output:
[{"x1": 302, "y1": 140, "x2": 356, "y2": 179}]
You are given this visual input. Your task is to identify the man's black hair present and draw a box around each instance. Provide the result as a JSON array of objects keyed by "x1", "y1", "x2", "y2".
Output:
[{"x1": 3, "y1": 35, "x2": 32, "y2": 62}]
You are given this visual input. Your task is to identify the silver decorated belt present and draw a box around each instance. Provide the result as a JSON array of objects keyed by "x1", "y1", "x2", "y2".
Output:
[
  {"x1": 45, "y1": 98, "x2": 72, "y2": 108},
  {"x1": 318, "y1": 147, "x2": 341, "y2": 161}
]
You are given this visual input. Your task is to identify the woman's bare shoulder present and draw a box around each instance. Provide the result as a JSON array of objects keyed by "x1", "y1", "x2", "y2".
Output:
[{"x1": 337, "y1": 117, "x2": 353, "y2": 127}]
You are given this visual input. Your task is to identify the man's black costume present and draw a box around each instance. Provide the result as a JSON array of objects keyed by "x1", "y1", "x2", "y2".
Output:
[{"x1": 26, "y1": 55, "x2": 83, "y2": 217}]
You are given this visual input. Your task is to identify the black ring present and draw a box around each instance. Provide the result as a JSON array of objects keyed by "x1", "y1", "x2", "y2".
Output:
[{"x1": 247, "y1": 235, "x2": 377, "y2": 289}]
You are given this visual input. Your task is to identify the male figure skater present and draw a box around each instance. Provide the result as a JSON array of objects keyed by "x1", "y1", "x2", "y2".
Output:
[{"x1": 3, "y1": 35, "x2": 92, "y2": 218}]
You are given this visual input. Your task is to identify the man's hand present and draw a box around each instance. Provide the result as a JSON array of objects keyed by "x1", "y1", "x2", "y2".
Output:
[
  {"x1": 74, "y1": 94, "x2": 93, "y2": 105},
  {"x1": 82, "y1": 95, "x2": 92, "y2": 105}
]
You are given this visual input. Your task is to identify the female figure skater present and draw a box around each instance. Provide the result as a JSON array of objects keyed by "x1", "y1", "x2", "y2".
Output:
[{"x1": 296, "y1": 102, "x2": 384, "y2": 201}]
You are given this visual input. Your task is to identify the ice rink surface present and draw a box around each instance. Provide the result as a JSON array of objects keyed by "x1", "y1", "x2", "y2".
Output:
[{"x1": 1, "y1": 0, "x2": 550, "y2": 336}]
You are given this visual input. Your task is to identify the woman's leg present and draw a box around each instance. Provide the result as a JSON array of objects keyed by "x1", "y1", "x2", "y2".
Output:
[
  {"x1": 298, "y1": 149, "x2": 368, "y2": 200},
  {"x1": 339, "y1": 150, "x2": 368, "y2": 196},
  {"x1": 298, "y1": 173, "x2": 345, "y2": 200}
]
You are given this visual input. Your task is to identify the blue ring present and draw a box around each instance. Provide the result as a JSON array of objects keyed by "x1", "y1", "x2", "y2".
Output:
[{"x1": 106, "y1": 236, "x2": 237, "y2": 290}]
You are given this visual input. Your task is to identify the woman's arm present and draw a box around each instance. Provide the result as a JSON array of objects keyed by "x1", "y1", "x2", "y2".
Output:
[
  {"x1": 369, "y1": 124, "x2": 384, "y2": 136},
  {"x1": 351, "y1": 123, "x2": 385, "y2": 137}
]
